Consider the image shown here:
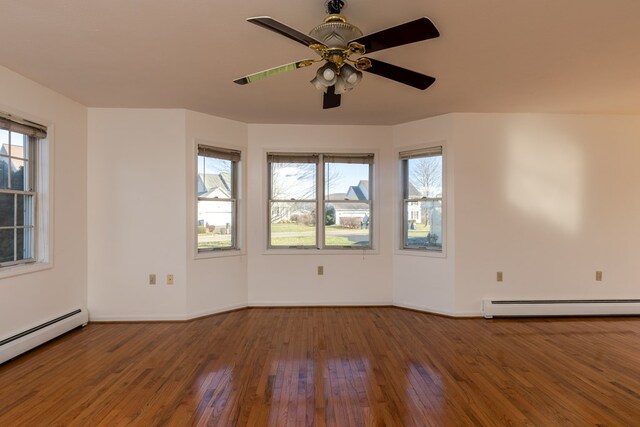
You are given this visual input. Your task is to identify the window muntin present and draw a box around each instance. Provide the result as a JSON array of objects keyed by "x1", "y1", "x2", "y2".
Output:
[
  {"x1": 196, "y1": 145, "x2": 240, "y2": 252},
  {"x1": 268, "y1": 153, "x2": 373, "y2": 250},
  {"x1": 401, "y1": 147, "x2": 443, "y2": 251},
  {"x1": 0, "y1": 121, "x2": 41, "y2": 267}
]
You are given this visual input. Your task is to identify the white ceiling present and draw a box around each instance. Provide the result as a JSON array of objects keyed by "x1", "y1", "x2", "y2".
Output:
[{"x1": 2, "y1": 1, "x2": 640, "y2": 125}]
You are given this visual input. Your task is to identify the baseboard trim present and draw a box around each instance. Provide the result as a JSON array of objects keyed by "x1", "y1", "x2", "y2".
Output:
[
  {"x1": 187, "y1": 304, "x2": 249, "y2": 320},
  {"x1": 89, "y1": 303, "x2": 248, "y2": 323},
  {"x1": 248, "y1": 301, "x2": 392, "y2": 308},
  {"x1": 393, "y1": 302, "x2": 483, "y2": 318},
  {"x1": 89, "y1": 303, "x2": 486, "y2": 322}
]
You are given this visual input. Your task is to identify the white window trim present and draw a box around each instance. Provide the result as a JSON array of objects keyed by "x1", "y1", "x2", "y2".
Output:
[
  {"x1": 395, "y1": 141, "x2": 447, "y2": 259},
  {"x1": 0, "y1": 115, "x2": 53, "y2": 279},
  {"x1": 263, "y1": 147, "x2": 380, "y2": 255},
  {"x1": 191, "y1": 138, "x2": 245, "y2": 260}
]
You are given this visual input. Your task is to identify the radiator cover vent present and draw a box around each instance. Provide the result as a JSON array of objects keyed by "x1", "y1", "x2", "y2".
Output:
[
  {"x1": 483, "y1": 299, "x2": 640, "y2": 318},
  {"x1": 1, "y1": 309, "x2": 88, "y2": 364}
]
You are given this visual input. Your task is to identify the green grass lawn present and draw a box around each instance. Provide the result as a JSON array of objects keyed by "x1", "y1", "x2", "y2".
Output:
[
  {"x1": 197, "y1": 239, "x2": 232, "y2": 249},
  {"x1": 270, "y1": 235, "x2": 369, "y2": 247},
  {"x1": 269, "y1": 223, "x2": 369, "y2": 247}
]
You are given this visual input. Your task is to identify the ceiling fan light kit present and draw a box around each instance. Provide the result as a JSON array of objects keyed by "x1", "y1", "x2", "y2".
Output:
[{"x1": 234, "y1": 0, "x2": 440, "y2": 109}]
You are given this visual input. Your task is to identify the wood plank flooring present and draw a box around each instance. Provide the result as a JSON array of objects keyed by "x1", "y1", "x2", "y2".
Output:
[{"x1": 1, "y1": 307, "x2": 640, "y2": 426}]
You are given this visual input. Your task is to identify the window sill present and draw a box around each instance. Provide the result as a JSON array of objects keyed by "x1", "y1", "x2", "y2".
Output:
[
  {"x1": 0, "y1": 261, "x2": 53, "y2": 280},
  {"x1": 394, "y1": 248, "x2": 447, "y2": 258},
  {"x1": 263, "y1": 248, "x2": 379, "y2": 256},
  {"x1": 194, "y1": 249, "x2": 244, "y2": 260}
]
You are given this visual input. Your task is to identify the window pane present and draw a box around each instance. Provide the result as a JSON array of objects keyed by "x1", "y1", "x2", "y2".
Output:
[
  {"x1": 325, "y1": 162, "x2": 369, "y2": 201},
  {"x1": 0, "y1": 129, "x2": 8, "y2": 148},
  {"x1": 197, "y1": 156, "x2": 233, "y2": 198},
  {"x1": 325, "y1": 202, "x2": 370, "y2": 247},
  {"x1": 10, "y1": 132, "x2": 27, "y2": 158},
  {"x1": 271, "y1": 162, "x2": 316, "y2": 200},
  {"x1": 16, "y1": 195, "x2": 33, "y2": 227},
  {"x1": 0, "y1": 193, "x2": 14, "y2": 227},
  {"x1": 0, "y1": 229, "x2": 14, "y2": 263},
  {"x1": 10, "y1": 158, "x2": 25, "y2": 191},
  {"x1": 197, "y1": 200, "x2": 234, "y2": 249},
  {"x1": 270, "y1": 202, "x2": 316, "y2": 246},
  {"x1": 16, "y1": 227, "x2": 33, "y2": 261},
  {"x1": 405, "y1": 200, "x2": 442, "y2": 249},
  {"x1": 0, "y1": 156, "x2": 8, "y2": 189},
  {"x1": 407, "y1": 156, "x2": 442, "y2": 198}
]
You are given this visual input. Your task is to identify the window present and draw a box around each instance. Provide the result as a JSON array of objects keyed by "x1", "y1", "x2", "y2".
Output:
[
  {"x1": 0, "y1": 113, "x2": 46, "y2": 268},
  {"x1": 400, "y1": 146, "x2": 443, "y2": 251},
  {"x1": 196, "y1": 145, "x2": 240, "y2": 252},
  {"x1": 268, "y1": 152, "x2": 374, "y2": 249}
]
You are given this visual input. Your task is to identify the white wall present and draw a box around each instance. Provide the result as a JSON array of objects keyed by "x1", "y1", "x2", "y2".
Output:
[
  {"x1": 246, "y1": 124, "x2": 394, "y2": 306},
  {"x1": 392, "y1": 114, "x2": 457, "y2": 315},
  {"x1": 0, "y1": 66, "x2": 87, "y2": 338},
  {"x1": 8, "y1": 66, "x2": 638, "y2": 323},
  {"x1": 185, "y1": 110, "x2": 248, "y2": 317},
  {"x1": 87, "y1": 109, "x2": 188, "y2": 320},
  {"x1": 393, "y1": 113, "x2": 640, "y2": 316},
  {"x1": 451, "y1": 113, "x2": 640, "y2": 314}
]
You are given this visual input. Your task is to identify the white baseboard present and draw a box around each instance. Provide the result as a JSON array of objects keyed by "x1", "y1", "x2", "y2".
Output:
[
  {"x1": 88, "y1": 303, "x2": 248, "y2": 322},
  {"x1": 186, "y1": 303, "x2": 248, "y2": 319},
  {"x1": 89, "y1": 302, "x2": 485, "y2": 322},
  {"x1": 248, "y1": 301, "x2": 392, "y2": 307},
  {"x1": 393, "y1": 302, "x2": 482, "y2": 318},
  {"x1": 1, "y1": 309, "x2": 88, "y2": 365}
]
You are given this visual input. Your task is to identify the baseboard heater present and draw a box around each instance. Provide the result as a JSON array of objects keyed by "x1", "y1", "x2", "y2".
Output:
[
  {"x1": 483, "y1": 299, "x2": 640, "y2": 318},
  {"x1": 0, "y1": 309, "x2": 88, "y2": 365}
]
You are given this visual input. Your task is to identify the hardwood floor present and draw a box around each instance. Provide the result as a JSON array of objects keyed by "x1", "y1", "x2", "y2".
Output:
[{"x1": 1, "y1": 308, "x2": 640, "y2": 426}]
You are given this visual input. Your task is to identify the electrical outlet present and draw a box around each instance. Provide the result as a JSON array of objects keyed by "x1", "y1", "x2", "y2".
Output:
[
  {"x1": 167, "y1": 274, "x2": 174, "y2": 285},
  {"x1": 149, "y1": 274, "x2": 156, "y2": 285},
  {"x1": 317, "y1": 266, "x2": 324, "y2": 276},
  {"x1": 596, "y1": 271, "x2": 603, "y2": 281},
  {"x1": 497, "y1": 271, "x2": 503, "y2": 282}
]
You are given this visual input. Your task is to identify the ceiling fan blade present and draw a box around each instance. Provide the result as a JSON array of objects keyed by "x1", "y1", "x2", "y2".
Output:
[
  {"x1": 323, "y1": 85, "x2": 341, "y2": 109},
  {"x1": 234, "y1": 60, "x2": 315, "y2": 85},
  {"x1": 247, "y1": 16, "x2": 324, "y2": 47},
  {"x1": 362, "y1": 58, "x2": 435, "y2": 90},
  {"x1": 350, "y1": 17, "x2": 439, "y2": 54}
]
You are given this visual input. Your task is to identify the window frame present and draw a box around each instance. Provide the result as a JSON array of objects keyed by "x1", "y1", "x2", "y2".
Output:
[
  {"x1": 195, "y1": 144, "x2": 240, "y2": 253},
  {"x1": 1, "y1": 113, "x2": 46, "y2": 269},
  {"x1": 267, "y1": 152, "x2": 374, "y2": 251},
  {"x1": 400, "y1": 145, "x2": 445, "y2": 253}
]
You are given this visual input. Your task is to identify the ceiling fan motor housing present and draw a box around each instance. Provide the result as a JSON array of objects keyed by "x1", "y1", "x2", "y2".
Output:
[{"x1": 309, "y1": 14, "x2": 363, "y2": 49}]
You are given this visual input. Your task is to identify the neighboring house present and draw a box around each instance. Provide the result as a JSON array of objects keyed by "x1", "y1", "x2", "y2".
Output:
[
  {"x1": 197, "y1": 172, "x2": 233, "y2": 231},
  {"x1": 406, "y1": 181, "x2": 422, "y2": 224},
  {"x1": 406, "y1": 181, "x2": 443, "y2": 235},
  {"x1": 332, "y1": 180, "x2": 370, "y2": 226},
  {"x1": 346, "y1": 180, "x2": 368, "y2": 200}
]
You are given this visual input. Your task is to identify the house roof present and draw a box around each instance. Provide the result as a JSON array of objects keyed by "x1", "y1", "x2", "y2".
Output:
[
  {"x1": 2, "y1": 2, "x2": 640, "y2": 125},
  {"x1": 344, "y1": 180, "x2": 369, "y2": 201},
  {"x1": 198, "y1": 173, "x2": 231, "y2": 198},
  {"x1": 347, "y1": 186, "x2": 366, "y2": 201}
]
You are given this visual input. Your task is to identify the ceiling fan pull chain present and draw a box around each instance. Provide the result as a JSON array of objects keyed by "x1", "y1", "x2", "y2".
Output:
[{"x1": 327, "y1": 0, "x2": 344, "y2": 14}]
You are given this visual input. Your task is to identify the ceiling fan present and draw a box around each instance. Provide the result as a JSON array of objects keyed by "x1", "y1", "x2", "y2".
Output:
[{"x1": 233, "y1": 0, "x2": 440, "y2": 109}]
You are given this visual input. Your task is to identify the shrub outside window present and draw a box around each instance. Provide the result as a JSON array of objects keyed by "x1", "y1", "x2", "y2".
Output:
[{"x1": 400, "y1": 146, "x2": 443, "y2": 251}]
